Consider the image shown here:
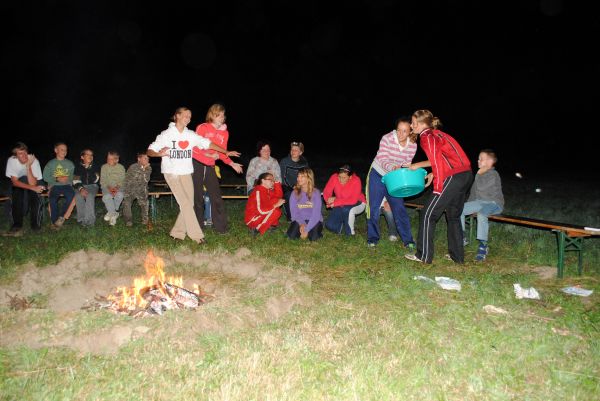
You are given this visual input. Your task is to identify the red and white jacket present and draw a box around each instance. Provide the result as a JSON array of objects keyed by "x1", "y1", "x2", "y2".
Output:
[
  {"x1": 419, "y1": 128, "x2": 471, "y2": 194},
  {"x1": 193, "y1": 123, "x2": 234, "y2": 167},
  {"x1": 245, "y1": 182, "x2": 284, "y2": 231},
  {"x1": 322, "y1": 173, "x2": 366, "y2": 207}
]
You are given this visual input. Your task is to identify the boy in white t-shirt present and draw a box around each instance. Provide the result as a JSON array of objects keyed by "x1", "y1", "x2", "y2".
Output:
[{"x1": 3, "y1": 142, "x2": 46, "y2": 236}]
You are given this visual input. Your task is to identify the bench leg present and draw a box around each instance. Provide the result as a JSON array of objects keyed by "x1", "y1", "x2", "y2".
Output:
[
  {"x1": 466, "y1": 214, "x2": 475, "y2": 245},
  {"x1": 554, "y1": 230, "x2": 585, "y2": 278},
  {"x1": 556, "y1": 231, "x2": 565, "y2": 279},
  {"x1": 149, "y1": 196, "x2": 157, "y2": 223},
  {"x1": 578, "y1": 239, "x2": 583, "y2": 276}
]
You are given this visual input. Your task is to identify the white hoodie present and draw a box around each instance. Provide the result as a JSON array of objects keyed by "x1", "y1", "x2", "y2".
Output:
[{"x1": 148, "y1": 122, "x2": 211, "y2": 175}]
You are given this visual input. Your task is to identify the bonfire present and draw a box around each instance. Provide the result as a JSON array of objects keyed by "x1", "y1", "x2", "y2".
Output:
[{"x1": 83, "y1": 251, "x2": 209, "y2": 317}]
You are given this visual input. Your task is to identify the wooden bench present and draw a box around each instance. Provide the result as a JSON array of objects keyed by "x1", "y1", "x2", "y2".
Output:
[
  {"x1": 466, "y1": 214, "x2": 599, "y2": 278},
  {"x1": 403, "y1": 202, "x2": 599, "y2": 278},
  {"x1": 147, "y1": 185, "x2": 248, "y2": 223}
]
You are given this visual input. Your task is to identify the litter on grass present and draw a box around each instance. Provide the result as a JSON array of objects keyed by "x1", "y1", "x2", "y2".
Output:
[
  {"x1": 435, "y1": 277, "x2": 461, "y2": 291},
  {"x1": 561, "y1": 286, "x2": 593, "y2": 297},
  {"x1": 514, "y1": 283, "x2": 540, "y2": 299},
  {"x1": 483, "y1": 305, "x2": 508, "y2": 315},
  {"x1": 413, "y1": 275, "x2": 435, "y2": 284},
  {"x1": 414, "y1": 275, "x2": 461, "y2": 291}
]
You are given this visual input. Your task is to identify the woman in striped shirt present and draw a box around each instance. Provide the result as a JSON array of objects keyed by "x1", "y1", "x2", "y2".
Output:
[{"x1": 366, "y1": 117, "x2": 418, "y2": 248}]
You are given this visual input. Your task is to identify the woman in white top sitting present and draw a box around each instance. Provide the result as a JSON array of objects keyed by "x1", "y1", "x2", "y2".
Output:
[{"x1": 245, "y1": 140, "x2": 281, "y2": 194}]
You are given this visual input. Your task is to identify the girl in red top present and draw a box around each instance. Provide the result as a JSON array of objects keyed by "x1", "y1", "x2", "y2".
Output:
[
  {"x1": 405, "y1": 110, "x2": 472, "y2": 264},
  {"x1": 192, "y1": 103, "x2": 243, "y2": 234},
  {"x1": 323, "y1": 164, "x2": 366, "y2": 235},
  {"x1": 245, "y1": 172, "x2": 285, "y2": 235}
]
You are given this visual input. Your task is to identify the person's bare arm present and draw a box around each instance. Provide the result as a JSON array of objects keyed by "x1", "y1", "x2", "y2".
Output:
[{"x1": 208, "y1": 142, "x2": 241, "y2": 158}]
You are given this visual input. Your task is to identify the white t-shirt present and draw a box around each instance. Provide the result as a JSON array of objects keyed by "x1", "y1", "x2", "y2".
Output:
[
  {"x1": 148, "y1": 122, "x2": 212, "y2": 175},
  {"x1": 5, "y1": 156, "x2": 43, "y2": 180}
]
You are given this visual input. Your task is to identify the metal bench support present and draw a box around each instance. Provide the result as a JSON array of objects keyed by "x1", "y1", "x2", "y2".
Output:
[{"x1": 554, "y1": 230, "x2": 584, "y2": 278}]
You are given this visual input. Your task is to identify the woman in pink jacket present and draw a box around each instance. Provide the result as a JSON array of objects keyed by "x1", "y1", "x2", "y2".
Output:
[{"x1": 323, "y1": 164, "x2": 366, "y2": 235}]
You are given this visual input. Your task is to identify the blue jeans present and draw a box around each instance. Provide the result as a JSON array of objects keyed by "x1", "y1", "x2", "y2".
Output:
[
  {"x1": 203, "y1": 194, "x2": 212, "y2": 222},
  {"x1": 367, "y1": 168, "x2": 414, "y2": 245},
  {"x1": 75, "y1": 184, "x2": 99, "y2": 225},
  {"x1": 381, "y1": 207, "x2": 398, "y2": 236},
  {"x1": 49, "y1": 184, "x2": 75, "y2": 223},
  {"x1": 102, "y1": 189, "x2": 124, "y2": 214},
  {"x1": 460, "y1": 200, "x2": 502, "y2": 241}
]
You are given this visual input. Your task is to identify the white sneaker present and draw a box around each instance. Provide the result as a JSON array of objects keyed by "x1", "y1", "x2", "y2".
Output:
[
  {"x1": 388, "y1": 235, "x2": 398, "y2": 242},
  {"x1": 109, "y1": 213, "x2": 118, "y2": 226},
  {"x1": 404, "y1": 254, "x2": 422, "y2": 263},
  {"x1": 104, "y1": 213, "x2": 111, "y2": 222}
]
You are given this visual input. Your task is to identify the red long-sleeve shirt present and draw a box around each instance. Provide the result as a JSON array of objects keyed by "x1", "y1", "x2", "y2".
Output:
[
  {"x1": 419, "y1": 128, "x2": 471, "y2": 194},
  {"x1": 192, "y1": 123, "x2": 233, "y2": 166},
  {"x1": 322, "y1": 173, "x2": 366, "y2": 207}
]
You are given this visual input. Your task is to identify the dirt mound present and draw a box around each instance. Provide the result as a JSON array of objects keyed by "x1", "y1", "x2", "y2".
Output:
[{"x1": 0, "y1": 248, "x2": 311, "y2": 355}]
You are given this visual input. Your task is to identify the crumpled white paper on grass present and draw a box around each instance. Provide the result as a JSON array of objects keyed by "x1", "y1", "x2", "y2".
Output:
[
  {"x1": 413, "y1": 275, "x2": 461, "y2": 291},
  {"x1": 561, "y1": 286, "x2": 593, "y2": 297},
  {"x1": 513, "y1": 283, "x2": 540, "y2": 299}
]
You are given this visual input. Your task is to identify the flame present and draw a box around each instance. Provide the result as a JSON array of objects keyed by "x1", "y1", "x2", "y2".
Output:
[{"x1": 109, "y1": 250, "x2": 186, "y2": 310}]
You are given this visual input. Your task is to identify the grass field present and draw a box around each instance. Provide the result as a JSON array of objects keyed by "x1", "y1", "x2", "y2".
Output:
[{"x1": 0, "y1": 174, "x2": 598, "y2": 400}]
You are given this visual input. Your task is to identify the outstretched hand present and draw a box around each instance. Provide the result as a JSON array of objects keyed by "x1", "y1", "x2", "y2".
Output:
[
  {"x1": 226, "y1": 150, "x2": 241, "y2": 158},
  {"x1": 231, "y1": 162, "x2": 243, "y2": 174}
]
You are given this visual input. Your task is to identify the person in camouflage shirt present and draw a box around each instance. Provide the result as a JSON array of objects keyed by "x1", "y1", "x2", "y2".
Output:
[{"x1": 123, "y1": 152, "x2": 152, "y2": 227}]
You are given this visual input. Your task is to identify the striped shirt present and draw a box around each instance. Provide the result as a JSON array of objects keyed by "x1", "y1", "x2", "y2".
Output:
[{"x1": 372, "y1": 131, "x2": 418, "y2": 176}]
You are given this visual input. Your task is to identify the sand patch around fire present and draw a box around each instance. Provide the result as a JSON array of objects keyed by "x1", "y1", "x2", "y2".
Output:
[{"x1": 0, "y1": 248, "x2": 311, "y2": 355}]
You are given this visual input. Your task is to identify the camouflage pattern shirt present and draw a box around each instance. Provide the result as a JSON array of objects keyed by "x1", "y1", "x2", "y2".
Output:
[{"x1": 124, "y1": 162, "x2": 152, "y2": 196}]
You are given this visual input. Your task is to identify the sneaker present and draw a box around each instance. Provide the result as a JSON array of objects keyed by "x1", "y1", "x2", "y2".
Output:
[
  {"x1": 367, "y1": 242, "x2": 376, "y2": 248},
  {"x1": 404, "y1": 253, "x2": 422, "y2": 263},
  {"x1": 204, "y1": 219, "x2": 213, "y2": 226},
  {"x1": 250, "y1": 228, "x2": 259, "y2": 236},
  {"x1": 444, "y1": 254, "x2": 452, "y2": 261},
  {"x1": 109, "y1": 214, "x2": 118, "y2": 226},
  {"x1": 125, "y1": 221, "x2": 133, "y2": 227},
  {"x1": 475, "y1": 242, "x2": 488, "y2": 261},
  {"x1": 463, "y1": 237, "x2": 469, "y2": 247},
  {"x1": 104, "y1": 213, "x2": 111, "y2": 222},
  {"x1": 54, "y1": 216, "x2": 65, "y2": 227},
  {"x1": 388, "y1": 235, "x2": 398, "y2": 242}
]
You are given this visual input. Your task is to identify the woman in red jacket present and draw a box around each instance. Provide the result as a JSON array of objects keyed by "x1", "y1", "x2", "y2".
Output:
[
  {"x1": 405, "y1": 109, "x2": 473, "y2": 264},
  {"x1": 323, "y1": 164, "x2": 367, "y2": 235},
  {"x1": 245, "y1": 172, "x2": 285, "y2": 235}
]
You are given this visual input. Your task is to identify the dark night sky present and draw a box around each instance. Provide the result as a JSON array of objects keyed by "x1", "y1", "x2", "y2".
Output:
[{"x1": 1, "y1": 0, "x2": 597, "y2": 179}]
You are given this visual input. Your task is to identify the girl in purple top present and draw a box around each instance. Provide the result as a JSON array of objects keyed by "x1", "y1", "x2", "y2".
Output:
[{"x1": 286, "y1": 168, "x2": 323, "y2": 241}]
